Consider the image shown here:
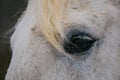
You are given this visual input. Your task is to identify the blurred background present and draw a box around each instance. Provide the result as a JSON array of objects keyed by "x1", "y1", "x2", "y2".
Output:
[{"x1": 0, "y1": 0, "x2": 27, "y2": 80}]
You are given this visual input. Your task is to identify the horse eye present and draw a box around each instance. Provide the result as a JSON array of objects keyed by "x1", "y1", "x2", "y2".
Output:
[
  {"x1": 63, "y1": 32, "x2": 96, "y2": 55},
  {"x1": 71, "y1": 35, "x2": 96, "y2": 52}
]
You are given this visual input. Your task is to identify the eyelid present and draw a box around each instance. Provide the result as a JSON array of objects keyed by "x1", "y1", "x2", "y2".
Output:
[
  {"x1": 64, "y1": 25, "x2": 99, "y2": 39},
  {"x1": 66, "y1": 29, "x2": 98, "y2": 41},
  {"x1": 73, "y1": 35, "x2": 94, "y2": 41}
]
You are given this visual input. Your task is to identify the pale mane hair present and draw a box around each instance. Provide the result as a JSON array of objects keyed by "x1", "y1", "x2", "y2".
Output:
[
  {"x1": 38, "y1": 0, "x2": 70, "y2": 52},
  {"x1": 23, "y1": 0, "x2": 71, "y2": 52}
]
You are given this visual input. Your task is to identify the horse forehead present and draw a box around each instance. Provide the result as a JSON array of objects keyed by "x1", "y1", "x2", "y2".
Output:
[
  {"x1": 65, "y1": 0, "x2": 117, "y2": 27},
  {"x1": 69, "y1": 0, "x2": 87, "y2": 10},
  {"x1": 69, "y1": 0, "x2": 106, "y2": 8}
]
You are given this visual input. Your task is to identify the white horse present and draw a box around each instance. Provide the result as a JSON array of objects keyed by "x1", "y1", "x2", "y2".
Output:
[{"x1": 6, "y1": 0, "x2": 120, "y2": 80}]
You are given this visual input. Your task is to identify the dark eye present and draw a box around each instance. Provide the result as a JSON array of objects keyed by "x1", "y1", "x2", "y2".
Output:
[{"x1": 63, "y1": 30, "x2": 96, "y2": 55}]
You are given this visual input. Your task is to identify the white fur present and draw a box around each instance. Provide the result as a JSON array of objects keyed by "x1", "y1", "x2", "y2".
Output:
[{"x1": 6, "y1": 0, "x2": 120, "y2": 80}]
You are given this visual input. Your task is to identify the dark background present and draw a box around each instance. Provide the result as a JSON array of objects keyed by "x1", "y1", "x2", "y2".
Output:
[{"x1": 0, "y1": 0, "x2": 27, "y2": 80}]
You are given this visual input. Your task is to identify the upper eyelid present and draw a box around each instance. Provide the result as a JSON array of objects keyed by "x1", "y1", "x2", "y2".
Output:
[
  {"x1": 63, "y1": 23, "x2": 100, "y2": 40},
  {"x1": 65, "y1": 28, "x2": 98, "y2": 41}
]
